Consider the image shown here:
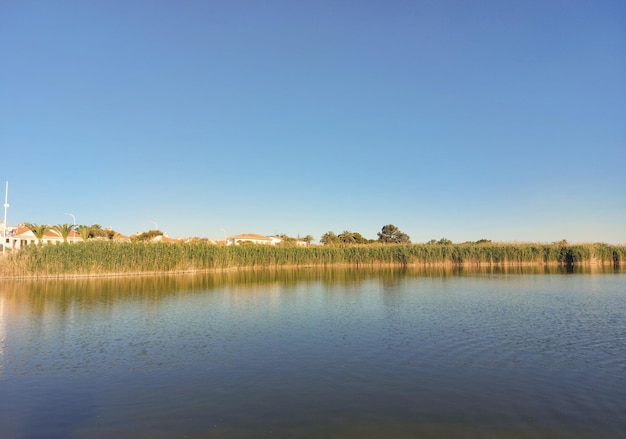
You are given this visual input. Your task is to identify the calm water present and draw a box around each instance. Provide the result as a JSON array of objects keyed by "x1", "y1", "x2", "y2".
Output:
[{"x1": 1, "y1": 267, "x2": 625, "y2": 438}]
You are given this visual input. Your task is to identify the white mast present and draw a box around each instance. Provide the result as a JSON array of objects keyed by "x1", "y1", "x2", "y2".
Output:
[{"x1": 2, "y1": 181, "x2": 8, "y2": 256}]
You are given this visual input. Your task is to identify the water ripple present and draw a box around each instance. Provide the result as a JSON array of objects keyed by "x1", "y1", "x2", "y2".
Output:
[{"x1": 1, "y1": 272, "x2": 625, "y2": 438}]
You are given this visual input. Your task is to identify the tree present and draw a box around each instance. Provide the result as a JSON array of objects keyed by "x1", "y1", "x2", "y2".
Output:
[
  {"x1": 131, "y1": 230, "x2": 163, "y2": 242},
  {"x1": 377, "y1": 224, "x2": 410, "y2": 244},
  {"x1": 320, "y1": 231, "x2": 340, "y2": 245},
  {"x1": 77, "y1": 225, "x2": 91, "y2": 242},
  {"x1": 85, "y1": 224, "x2": 115, "y2": 240},
  {"x1": 428, "y1": 237, "x2": 452, "y2": 245},
  {"x1": 26, "y1": 223, "x2": 51, "y2": 245},
  {"x1": 275, "y1": 233, "x2": 297, "y2": 246},
  {"x1": 351, "y1": 232, "x2": 369, "y2": 244},
  {"x1": 302, "y1": 235, "x2": 314, "y2": 246},
  {"x1": 338, "y1": 230, "x2": 369, "y2": 245},
  {"x1": 53, "y1": 223, "x2": 76, "y2": 243},
  {"x1": 338, "y1": 230, "x2": 356, "y2": 244}
]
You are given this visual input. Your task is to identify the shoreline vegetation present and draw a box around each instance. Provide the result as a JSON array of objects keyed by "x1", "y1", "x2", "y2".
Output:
[{"x1": 0, "y1": 241, "x2": 624, "y2": 279}]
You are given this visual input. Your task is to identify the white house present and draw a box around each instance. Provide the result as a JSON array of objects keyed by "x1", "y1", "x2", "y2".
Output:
[
  {"x1": 3, "y1": 224, "x2": 80, "y2": 250},
  {"x1": 0, "y1": 221, "x2": 13, "y2": 252},
  {"x1": 225, "y1": 233, "x2": 308, "y2": 246},
  {"x1": 226, "y1": 234, "x2": 277, "y2": 246}
]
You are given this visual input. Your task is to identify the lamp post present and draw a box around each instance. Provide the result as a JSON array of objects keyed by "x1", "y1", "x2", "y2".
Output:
[{"x1": 66, "y1": 213, "x2": 76, "y2": 243}]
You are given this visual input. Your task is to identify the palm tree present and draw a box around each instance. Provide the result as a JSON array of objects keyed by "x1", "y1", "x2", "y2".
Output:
[
  {"x1": 26, "y1": 223, "x2": 51, "y2": 246},
  {"x1": 302, "y1": 235, "x2": 314, "y2": 246},
  {"x1": 53, "y1": 223, "x2": 76, "y2": 243},
  {"x1": 77, "y1": 225, "x2": 91, "y2": 242}
]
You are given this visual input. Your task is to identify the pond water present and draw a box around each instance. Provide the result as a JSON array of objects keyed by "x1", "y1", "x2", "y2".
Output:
[{"x1": 1, "y1": 266, "x2": 625, "y2": 438}]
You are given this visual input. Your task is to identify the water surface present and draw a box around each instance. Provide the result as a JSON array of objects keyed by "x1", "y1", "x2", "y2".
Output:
[{"x1": 1, "y1": 267, "x2": 625, "y2": 438}]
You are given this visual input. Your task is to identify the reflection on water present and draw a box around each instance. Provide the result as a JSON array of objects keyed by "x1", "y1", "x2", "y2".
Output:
[
  {"x1": 0, "y1": 266, "x2": 624, "y2": 438},
  {"x1": 0, "y1": 264, "x2": 619, "y2": 311}
]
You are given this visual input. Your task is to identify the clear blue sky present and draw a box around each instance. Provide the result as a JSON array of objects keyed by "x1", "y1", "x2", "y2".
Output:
[{"x1": 2, "y1": 1, "x2": 625, "y2": 243}]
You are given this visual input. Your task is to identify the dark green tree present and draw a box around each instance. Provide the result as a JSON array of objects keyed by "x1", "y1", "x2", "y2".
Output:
[
  {"x1": 377, "y1": 224, "x2": 410, "y2": 244},
  {"x1": 338, "y1": 230, "x2": 369, "y2": 244}
]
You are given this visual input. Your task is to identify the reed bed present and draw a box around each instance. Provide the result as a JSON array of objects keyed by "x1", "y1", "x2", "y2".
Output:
[{"x1": 0, "y1": 241, "x2": 624, "y2": 278}]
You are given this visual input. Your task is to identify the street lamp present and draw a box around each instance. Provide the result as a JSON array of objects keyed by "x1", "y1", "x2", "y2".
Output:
[{"x1": 66, "y1": 213, "x2": 76, "y2": 243}]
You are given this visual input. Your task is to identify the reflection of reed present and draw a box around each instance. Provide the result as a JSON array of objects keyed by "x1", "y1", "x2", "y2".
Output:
[
  {"x1": 0, "y1": 265, "x2": 620, "y2": 317},
  {"x1": 0, "y1": 296, "x2": 5, "y2": 376}
]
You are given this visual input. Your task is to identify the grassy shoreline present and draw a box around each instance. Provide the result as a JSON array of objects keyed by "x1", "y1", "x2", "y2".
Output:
[{"x1": 1, "y1": 241, "x2": 624, "y2": 279}]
